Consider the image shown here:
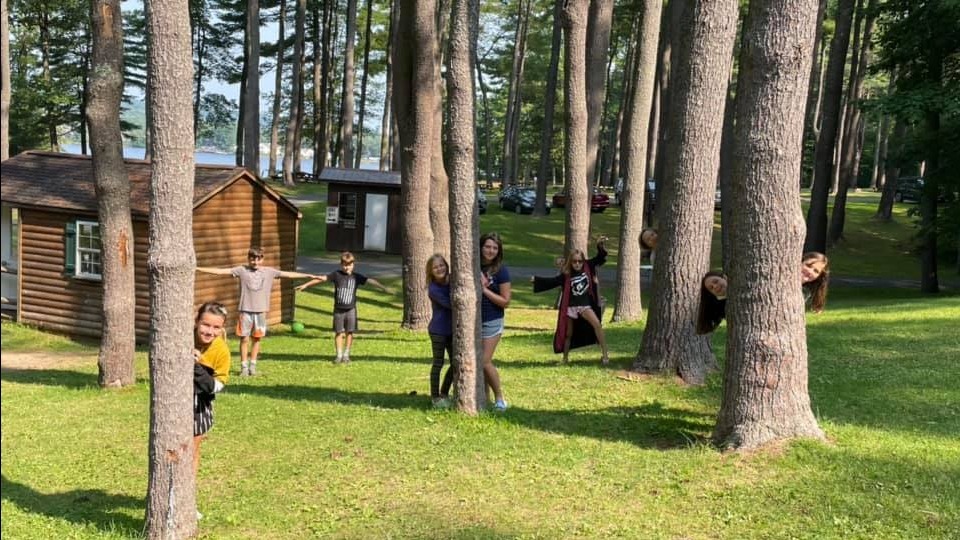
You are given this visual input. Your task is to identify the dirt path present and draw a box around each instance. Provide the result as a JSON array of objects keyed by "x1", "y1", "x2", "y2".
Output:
[{"x1": 0, "y1": 351, "x2": 97, "y2": 371}]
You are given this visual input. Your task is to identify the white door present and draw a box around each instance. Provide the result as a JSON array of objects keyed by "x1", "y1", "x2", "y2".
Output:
[
  {"x1": 363, "y1": 194, "x2": 388, "y2": 251},
  {"x1": 1, "y1": 205, "x2": 18, "y2": 305}
]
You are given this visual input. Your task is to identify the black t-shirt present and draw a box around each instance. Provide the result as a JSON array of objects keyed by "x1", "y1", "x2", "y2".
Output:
[
  {"x1": 569, "y1": 271, "x2": 592, "y2": 307},
  {"x1": 326, "y1": 270, "x2": 368, "y2": 310}
]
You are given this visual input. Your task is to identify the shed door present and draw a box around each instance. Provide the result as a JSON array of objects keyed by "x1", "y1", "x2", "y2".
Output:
[
  {"x1": 364, "y1": 194, "x2": 388, "y2": 251},
  {"x1": 1, "y1": 205, "x2": 18, "y2": 306}
]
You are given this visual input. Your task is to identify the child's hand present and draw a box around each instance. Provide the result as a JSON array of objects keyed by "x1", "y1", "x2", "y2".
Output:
[
  {"x1": 480, "y1": 273, "x2": 490, "y2": 287},
  {"x1": 530, "y1": 276, "x2": 536, "y2": 283},
  {"x1": 596, "y1": 235, "x2": 608, "y2": 247}
]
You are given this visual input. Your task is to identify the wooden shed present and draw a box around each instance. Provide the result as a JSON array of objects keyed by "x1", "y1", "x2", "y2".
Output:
[
  {"x1": 0, "y1": 151, "x2": 302, "y2": 342},
  {"x1": 320, "y1": 167, "x2": 401, "y2": 255}
]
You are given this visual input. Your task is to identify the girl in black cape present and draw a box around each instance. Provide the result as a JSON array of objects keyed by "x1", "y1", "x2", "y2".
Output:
[{"x1": 532, "y1": 236, "x2": 610, "y2": 365}]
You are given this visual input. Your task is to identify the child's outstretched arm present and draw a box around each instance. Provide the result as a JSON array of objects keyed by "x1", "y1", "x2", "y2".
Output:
[
  {"x1": 278, "y1": 270, "x2": 319, "y2": 280},
  {"x1": 295, "y1": 276, "x2": 326, "y2": 292},
  {"x1": 196, "y1": 266, "x2": 234, "y2": 275},
  {"x1": 366, "y1": 278, "x2": 394, "y2": 295},
  {"x1": 531, "y1": 273, "x2": 563, "y2": 293}
]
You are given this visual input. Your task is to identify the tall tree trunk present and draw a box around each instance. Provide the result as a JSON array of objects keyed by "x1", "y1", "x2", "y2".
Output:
[
  {"x1": 283, "y1": 0, "x2": 306, "y2": 186},
  {"x1": 269, "y1": 0, "x2": 286, "y2": 177},
  {"x1": 714, "y1": 0, "x2": 824, "y2": 451},
  {"x1": 584, "y1": 0, "x2": 612, "y2": 187},
  {"x1": 561, "y1": 0, "x2": 590, "y2": 253},
  {"x1": 828, "y1": 0, "x2": 877, "y2": 245},
  {"x1": 651, "y1": 0, "x2": 684, "y2": 191},
  {"x1": 380, "y1": 0, "x2": 398, "y2": 170},
  {"x1": 634, "y1": 0, "x2": 737, "y2": 383},
  {"x1": 395, "y1": 0, "x2": 437, "y2": 329},
  {"x1": 0, "y1": 0, "x2": 9, "y2": 160},
  {"x1": 800, "y1": 0, "x2": 827, "y2": 187},
  {"x1": 718, "y1": 26, "x2": 744, "y2": 271},
  {"x1": 919, "y1": 45, "x2": 942, "y2": 294},
  {"x1": 340, "y1": 0, "x2": 358, "y2": 167},
  {"x1": 143, "y1": 0, "x2": 198, "y2": 534},
  {"x1": 535, "y1": 0, "x2": 563, "y2": 216},
  {"x1": 316, "y1": 0, "x2": 332, "y2": 173},
  {"x1": 446, "y1": 0, "x2": 483, "y2": 413},
  {"x1": 293, "y1": 67, "x2": 305, "y2": 173},
  {"x1": 429, "y1": 0, "x2": 451, "y2": 256},
  {"x1": 235, "y1": 49, "x2": 245, "y2": 166},
  {"x1": 243, "y1": 0, "x2": 260, "y2": 175},
  {"x1": 475, "y1": 48, "x2": 493, "y2": 188},
  {"x1": 501, "y1": 0, "x2": 528, "y2": 186},
  {"x1": 874, "y1": 118, "x2": 905, "y2": 221},
  {"x1": 355, "y1": 0, "x2": 373, "y2": 168},
  {"x1": 88, "y1": 0, "x2": 135, "y2": 389},
  {"x1": 607, "y1": 17, "x2": 638, "y2": 193},
  {"x1": 871, "y1": 111, "x2": 888, "y2": 190},
  {"x1": 508, "y1": 3, "x2": 528, "y2": 184},
  {"x1": 611, "y1": 0, "x2": 659, "y2": 323},
  {"x1": 804, "y1": 0, "x2": 855, "y2": 253}
]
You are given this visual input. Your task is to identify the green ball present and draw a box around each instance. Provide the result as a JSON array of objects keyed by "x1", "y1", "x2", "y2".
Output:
[{"x1": 291, "y1": 321, "x2": 305, "y2": 333}]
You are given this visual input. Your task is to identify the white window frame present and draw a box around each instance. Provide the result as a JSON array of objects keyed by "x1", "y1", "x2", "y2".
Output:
[{"x1": 75, "y1": 219, "x2": 103, "y2": 280}]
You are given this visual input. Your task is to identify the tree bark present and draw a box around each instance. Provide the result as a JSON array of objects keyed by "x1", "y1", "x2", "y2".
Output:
[
  {"x1": 799, "y1": 0, "x2": 827, "y2": 188},
  {"x1": 395, "y1": 0, "x2": 437, "y2": 329},
  {"x1": 243, "y1": 0, "x2": 260, "y2": 175},
  {"x1": 446, "y1": 0, "x2": 483, "y2": 413},
  {"x1": 804, "y1": 0, "x2": 855, "y2": 253},
  {"x1": 475, "y1": 47, "x2": 493, "y2": 187},
  {"x1": 714, "y1": 0, "x2": 825, "y2": 450},
  {"x1": 874, "y1": 118, "x2": 906, "y2": 221},
  {"x1": 88, "y1": 0, "x2": 136, "y2": 389},
  {"x1": 340, "y1": 0, "x2": 358, "y2": 167},
  {"x1": 611, "y1": 1, "x2": 659, "y2": 323},
  {"x1": 316, "y1": 0, "x2": 333, "y2": 173},
  {"x1": 430, "y1": 1, "x2": 450, "y2": 257},
  {"x1": 584, "y1": 0, "x2": 612, "y2": 187},
  {"x1": 828, "y1": 0, "x2": 876, "y2": 245},
  {"x1": 534, "y1": 0, "x2": 563, "y2": 216},
  {"x1": 651, "y1": 0, "x2": 684, "y2": 192},
  {"x1": 269, "y1": 0, "x2": 286, "y2": 177},
  {"x1": 919, "y1": 44, "x2": 942, "y2": 294},
  {"x1": 380, "y1": 0, "x2": 398, "y2": 170},
  {"x1": 561, "y1": 0, "x2": 590, "y2": 253},
  {"x1": 501, "y1": 0, "x2": 529, "y2": 186},
  {"x1": 2, "y1": 0, "x2": 11, "y2": 160},
  {"x1": 634, "y1": 0, "x2": 737, "y2": 383},
  {"x1": 283, "y1": 0, "x2": 306, "y2": 186},
  {"x1": 143, "y1": 0, "x2": 198, "y2": 534},
  {"x1": 355, "y1": 0, "x2": 373, "y2": 168}
]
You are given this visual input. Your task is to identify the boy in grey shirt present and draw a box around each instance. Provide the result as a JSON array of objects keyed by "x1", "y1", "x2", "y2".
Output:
[{"x1": 198, "y1": 247, "x2": 318, "y2": 375}]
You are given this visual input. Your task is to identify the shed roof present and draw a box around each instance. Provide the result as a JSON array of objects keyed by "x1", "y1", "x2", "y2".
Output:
[
  {"x1": 0, "y1": 151, "x2": 301, "y2": 219},
  {"x1": 318, "y1": 167, "x2": 401, "y2": 187}
]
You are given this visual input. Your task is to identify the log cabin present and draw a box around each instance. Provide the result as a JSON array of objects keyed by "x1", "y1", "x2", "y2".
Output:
[
  {"x1": 0, "y1": 151, "x2": 302, "y2": 342},
  {"x1": 319, "y1": 167, "x2": 402, "y2": 255}
]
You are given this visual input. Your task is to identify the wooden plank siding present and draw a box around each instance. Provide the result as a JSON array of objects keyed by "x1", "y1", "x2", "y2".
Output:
[
  {"x1": 15, "y1": 179, "x2": 300, "y2": 343},
  {"x1": 324, "y1": 184, "x2": 402, "y2": 255}
]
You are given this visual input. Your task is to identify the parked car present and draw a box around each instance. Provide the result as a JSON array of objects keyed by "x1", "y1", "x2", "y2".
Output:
[
  {"x1": 895, "y1": 177, "x2": 923, "y2": 203},
  {"x1": 498, "y1": 185, "x2": 519, "y2": 204},
  {"x1": 614, "y1": 179, "x2": 656, "y2": 209},
  {"x1": 715, "y1": 188, "x2": 722, "y2": 210},
  {"x1": 552, "y1": 188, "x2": 611, "y2": 213},
  {"x1": 501, "y1": 187, "x2": 550, "y2": 214},
  {"x1": 478, "y1": 188, "x2": 488, "y2": 214}
]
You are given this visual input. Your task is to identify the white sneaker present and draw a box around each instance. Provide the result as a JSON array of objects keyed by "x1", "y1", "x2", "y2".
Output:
[{"x1": 493, "y1": 399, "x2": 508, "y2": 412}]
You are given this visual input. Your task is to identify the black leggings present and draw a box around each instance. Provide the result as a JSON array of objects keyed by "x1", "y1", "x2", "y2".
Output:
[{"x1": 429, "y1": 333, "x2": 457, "y2": 398}]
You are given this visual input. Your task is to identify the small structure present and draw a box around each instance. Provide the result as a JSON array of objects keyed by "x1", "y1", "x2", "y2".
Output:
[
  {"x1": 319, "y1": 167, "x2": 401, "y2": 254},
  {"x1": 0, "y1": 151, "x2": 302, "y2": 342}
]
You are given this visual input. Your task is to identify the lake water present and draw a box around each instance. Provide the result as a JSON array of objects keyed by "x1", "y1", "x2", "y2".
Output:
[{"x1": 62, "y1": 144, "x2": 379, "y2": 177}]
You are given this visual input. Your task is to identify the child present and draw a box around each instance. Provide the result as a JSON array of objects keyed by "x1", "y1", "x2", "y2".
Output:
[
  {"x1": 640, "y1": 227, "x2": 658, "y2": 267},
  {"x1": 295, "y1": 251, "x2": 392, "y2": 363},
  {"x1": 197, "y1": 247, "x2": 319, "y2": 376},
  {"x1": 479, "y1": 232, "x2": 511, "y2": 411},
  {"x1": 426, "y1": 254, "x2": 456, "y2": 408},
  {"x1": 695, "y1": 271, "x2": 728, "y2": 335},
  {"x1": 193, "y1": 301, "x2": 230, "y2": 488},
  {"x1": 532, "y1": 236, "x2": 610, "y2": 365},
  {"x1": 695, "y1": 251, "x2": 831, "y2": 334},
  {"x1": 801, "y1": 251, "x2": 830, "y2": 313}
]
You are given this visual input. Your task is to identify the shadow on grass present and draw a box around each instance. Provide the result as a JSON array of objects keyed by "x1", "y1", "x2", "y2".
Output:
[
  {"x1": 0, "y1": 367, "x2": 98, "y2": 389},
  {"x1": 230, "y1": 383, "x2": 711, "y2": 449},
  {"x1": 0, "y1": 474, "x2": 143, "y2": 536}
]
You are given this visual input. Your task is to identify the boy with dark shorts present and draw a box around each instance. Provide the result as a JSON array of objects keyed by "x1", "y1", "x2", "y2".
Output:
[
  {"x1": 198, "y1": 247, "x2": 319, "y2": 376},
  {"x1": 295, "y1": 251, "x2": 392, "y2": 363}
]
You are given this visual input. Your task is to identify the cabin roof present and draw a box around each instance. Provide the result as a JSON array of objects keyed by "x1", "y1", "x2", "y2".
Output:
[
  {"x1": 0, "y1": 151, "x2": 301, "y2": 219},
  {"x1": 318, "y1": 167, "x2": 401, "y2": 188}
]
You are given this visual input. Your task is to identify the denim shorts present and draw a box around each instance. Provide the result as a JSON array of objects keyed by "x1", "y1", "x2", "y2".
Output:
[{"x1": 481, "y1": 318, "x2": 504, "y2": 339}]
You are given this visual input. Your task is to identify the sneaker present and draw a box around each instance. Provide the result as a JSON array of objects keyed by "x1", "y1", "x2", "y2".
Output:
[
  {"x1": 248, "y1": 363, "x2": 258, "y2": 376},
  {"x1": 196, "y1": 510, "x2": 203, "y2": 520},
  {"x1": 432, "y1": 397, "x2": 451, "y2": 409},
  {"x1": 240, "y1": 365, "x2": 250, "y2": 377},
  {"x1": 342, "y1": 354, "x2": 351, "y2": 364},
  {"x1": 493, "y1": 399, "x2": 508, "y2": 412}
]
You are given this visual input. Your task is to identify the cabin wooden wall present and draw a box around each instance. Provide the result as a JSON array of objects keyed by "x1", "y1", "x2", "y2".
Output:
[
  {"x1": 325, "y1": 184, "x2": 401, "y2": 254},
  {"x1": 17, "y1": 178, "x2": 300, "y2": 343}
]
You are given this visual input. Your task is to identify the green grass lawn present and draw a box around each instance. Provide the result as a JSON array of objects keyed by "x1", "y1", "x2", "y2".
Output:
[
  {"x1": 2, "y1": 282, "x2": 959, "y2": 539},
  {"x1": 295, "y1": 185, "x2": 953, "y2": 281}
]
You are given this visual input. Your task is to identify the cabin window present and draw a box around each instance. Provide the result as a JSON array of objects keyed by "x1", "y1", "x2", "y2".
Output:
[
  {"x1": 66, "y1": 220, "x2": 103, "y2": 280},
  {"x1": 338, "y1": 192, "x2": 358, "y2": 229}
]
